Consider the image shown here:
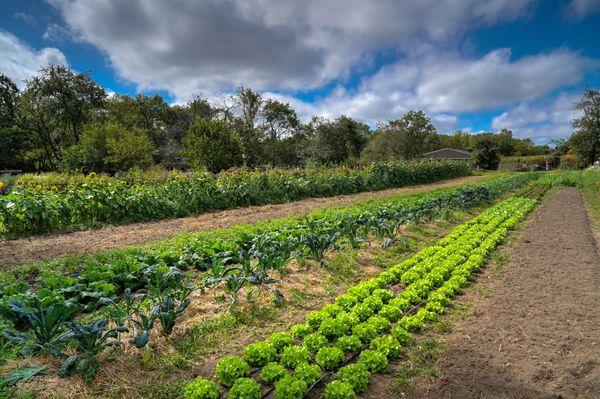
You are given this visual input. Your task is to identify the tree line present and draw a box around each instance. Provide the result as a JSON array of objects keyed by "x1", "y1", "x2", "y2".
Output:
[{"x1": 0, "y1": 65, "x2": 597, "y2": 174}]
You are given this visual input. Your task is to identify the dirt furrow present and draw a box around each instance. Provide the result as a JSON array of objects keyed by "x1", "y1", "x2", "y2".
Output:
[{"x1": 408, "y1": 188, "x2": 600, "y2": 399}]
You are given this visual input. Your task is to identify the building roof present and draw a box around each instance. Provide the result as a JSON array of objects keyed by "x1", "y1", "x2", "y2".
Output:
[{"x1": 421, "y1": 148, "x2": 472, "y2": 159}]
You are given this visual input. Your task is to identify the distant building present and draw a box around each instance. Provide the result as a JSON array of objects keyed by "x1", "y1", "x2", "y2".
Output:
[{"x1": 421, "y1": 148, "x2": 472, "y2": 161}]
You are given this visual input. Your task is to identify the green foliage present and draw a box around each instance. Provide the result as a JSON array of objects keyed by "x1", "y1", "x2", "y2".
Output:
[
  {"x1": 244, "y1": 341, "x2": 277, "y2": 367},
  {"x1": 390, "y1": 326, "x2": 411, "y2": 346},
  {"x1": 318, "y1": 317, "x2": 349, "y2": 339},
  {"x1": 58, "y1": 318, "x2": 125, "y2": 379},
  {"x1": 183, "y1": 377, "x2": 220, "y2": 399},
  {"x1": 280, "y1": 345, "x2": 311, "y2": 369},
  {"x1": 361, "y1": 110, "x2": 439, "y2": 162},
  {"x1": 322, "y1": 380, "x2": 356, "y2": 399},
  {"x1": 180, "y1": 118, "x2": 243, "y2": 173},
  {"x1": 358, "y1": 350, "x2": 388, "y2": 374},
  {"x1": 334, "y1": 335, "x2": 362, "y2": 354},
  {"x1": 474, "y1": 136, "x2": 500, "y2": 170},
  {"x1": 293, "y1": 362, "x2": 321, "y2": 386},
  {"x1": 214, "y1": 355, "x2": 250, "y2": 387},
  {"x1": 290, "y1": 324, "x2": 311, "y2": 339},
  {"x1": 268, "y1": 332, "x2": 294, "y2": 352},
  {"x1": 336, "y1": 363, "x2": 370, "y2": 393},
  {"x1": 228, "y1": 377, "x2": 261, "y2": 399},
  {"x1": 351, "y1": 323, "x2": 377, "y2": 344},
  {"x1": 315, "y1": 346, "x2": 345, "y2": 371},
  {"x1": 569, "y1": 89, "x2": 600, "y2": 165},
  {"x1": 260, "y1": 362, "x2": 288, "y2": 385},
  {"x1": 303, "y1": 333, "x2": 328, "y2": 353},
  {"x1": 273, "y1": 376, "x2": 308, "y2": 399},
  {"x1": 370, "y1": 335, "x2": 401, "y2": 360},
  {"x1": 307, "y1": 115, "x2": 369, "y2": 164}
]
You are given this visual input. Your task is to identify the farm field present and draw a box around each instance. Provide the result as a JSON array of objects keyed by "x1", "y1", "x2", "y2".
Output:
[
  {"x1": 0, "y1": 173, "x2": 493, "y2": 268},
  {"x1": 0, "y1": 170, "x2": 598, "y2": 399}
]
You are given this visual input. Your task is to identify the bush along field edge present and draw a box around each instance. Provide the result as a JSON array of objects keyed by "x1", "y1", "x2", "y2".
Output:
[{"x1": 182, "y1": 196, "x2": 538, "y2": 399}]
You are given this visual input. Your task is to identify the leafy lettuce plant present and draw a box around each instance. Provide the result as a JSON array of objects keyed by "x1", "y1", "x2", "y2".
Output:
[
  {"x1": 214, "y1": 355, "x2": 250, "y2": 387},
  {"x1": 274, "y1": 375, "x2": 308, "y2": 399},
  {"x1": 244, "y1": 341, "x2": 276, "y2": 367},
  {"x1": 228, "y1": 377, "x2": 261, "y2": 399},
  {"x1": 315, "y1": 346, "x2": 345, "y2": 371},
  {"x1": 293, "y1": 362, "x2": 321, "y2": 386},
  {"x1": 336, "y1": 363, "x2": 370, "y2": 393},
  {"x1": 183, "y1": 377, "x2": 220, "y2": 399},
  {"x1": 322, "y1": 380, "x2": 356, "y2": 399},
  {"x1": 260, "y1": 362, "x2": 288, "y2": 385}
]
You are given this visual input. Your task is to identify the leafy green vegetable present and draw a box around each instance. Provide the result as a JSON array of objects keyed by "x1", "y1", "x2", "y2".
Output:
[{"x1": 214, "y1": 355, "x2": 250, "y2": 387}]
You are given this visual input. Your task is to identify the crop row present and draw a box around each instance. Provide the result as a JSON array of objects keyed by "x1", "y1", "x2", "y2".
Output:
[
  {"x1": 0, "y1": 174, "x2": 536, "y2": 379},
  {"x1": 0, "y1": 160, "x2": 470, "y2": 238},
  {"x1": 183, "y1": 196, "x2": 536, "y2": 399}
]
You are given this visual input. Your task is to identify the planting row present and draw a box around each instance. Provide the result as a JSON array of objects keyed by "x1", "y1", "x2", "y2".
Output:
[
  {"x1": 183, "y1": 196, "x2": 536, "y2": 399},
  {"x1": 0, "y1": 160, "x2": 470, "y2": 238},
  {"x1": 0, "y1": 174, "x2": 536, "y2": 377}
]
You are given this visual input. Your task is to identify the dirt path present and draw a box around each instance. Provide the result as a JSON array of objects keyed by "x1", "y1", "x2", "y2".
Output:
[
  {"x1": 407, "y1": 188, "x2": 600, "y2": 399},
  {"x1": 0, "y1": 175, "x2": 488, "y2": 267}
]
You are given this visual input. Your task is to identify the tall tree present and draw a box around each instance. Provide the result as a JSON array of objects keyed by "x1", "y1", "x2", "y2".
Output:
[
  {"x1": 362, "y1": 110, "x2": 439, "y2": 162},
  {"x1": 473, "y1": 135, "x2": 500, "y2": 169},
  {"x1": 569, "y1": 89, "x2": 600, "y2": 165},
  {"x1": 180, "y1": 118, "x2": 243, "y2": 172},
  {"x1": 308, "y1": 115, "x2": 369, "y2": 164},
  {"x1": 0, "y1": 75, "x2": 30, "y2": 170},
  {"x1": 19, "y1": 65, "x2": 105, "y2": 169}
]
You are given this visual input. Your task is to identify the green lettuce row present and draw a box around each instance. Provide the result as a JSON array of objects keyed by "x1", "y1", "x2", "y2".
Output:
[{"x1": 182, "y1": 197, "x2": 535, "y2": 398}]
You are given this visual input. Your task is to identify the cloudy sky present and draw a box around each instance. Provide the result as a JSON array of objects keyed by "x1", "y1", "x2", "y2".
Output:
[{"x1": 1, "y1": 0, "x2": 599, "y2": 143}]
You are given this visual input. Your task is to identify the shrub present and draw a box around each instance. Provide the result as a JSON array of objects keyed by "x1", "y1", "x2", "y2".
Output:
[
  {"x1": 183, "y1": 377, "x2": 220, "y2": 399},
  {"x1": 261, "y1": 362, "x2": 288, "y2": 385},
  {"x1": 227, "y1": 377, "x2": 261, "y2": 399},
  {"x1": 322, "y1": 380, "x2": 356, "y2": 399},
  {"x1": 214, "y1": 355, "x2": 250, "y2": 387},
  {"x1": 274, "y1": 375, "x2": 308, "y2": 399},
  {"x1": 336, "y1": 363, "x2": 370, "y2": 393},
  {"x1": 315, "y1": 346, "x2": 345, "y2": 371},
  {"x1": 244, "y1": 341, "x2": 277, "y2": 367}
]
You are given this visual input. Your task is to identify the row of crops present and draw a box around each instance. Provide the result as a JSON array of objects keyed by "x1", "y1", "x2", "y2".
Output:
[
  {"x1": 182, "y1": 196, "x2": 537, "y2": 399},
  {"x1": 0, "y1": 160, "x2": 470, "y2": 238},
  {"x1": 0, "y1": 174, "x2": 536, "y2": 381}
]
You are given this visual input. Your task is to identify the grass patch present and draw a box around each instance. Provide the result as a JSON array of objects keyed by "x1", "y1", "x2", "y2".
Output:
[{"x1": 393, "y1": 338, "x2": 444, "y2": 397}]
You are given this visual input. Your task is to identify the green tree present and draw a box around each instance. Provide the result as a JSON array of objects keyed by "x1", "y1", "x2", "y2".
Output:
[
  {"x1": 569, "y1": 89, "x2": 600, "y2": 165},
  {"x1": 362, "y1": 110, "x2": 439, "y2": 162},
  {"x1": 473, "y1": 135, "x2": 500, "y2": 169},
  {"x1": 180, "y1": 118, "x2": 242, "y2": 172},
  {"x1": 19, "y1": 65, "x2": 105, "y2": 169},
  {"x1": 0, "y1": 75, "x2": 30, "y2": 170},
  {"x1": 62, "y1": 123, "x2": 155, "y2": 173},
  {"x1": 308, "y1": 115, "x2": 369, "y2": 164},
  {"x1": 105, "y1": 126, "x2": 156, "y2": 172},
  {"x1": 260, "y1": 99, "x2": 304, "y2": 165}
]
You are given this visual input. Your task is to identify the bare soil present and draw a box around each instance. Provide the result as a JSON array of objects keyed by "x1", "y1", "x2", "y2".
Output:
[
  {"x1": 401, "y1": 188, "x2": 600, "y2": 399},
  {"x1": 0, "y1": 175, "x2": 487, "y2": 267}
]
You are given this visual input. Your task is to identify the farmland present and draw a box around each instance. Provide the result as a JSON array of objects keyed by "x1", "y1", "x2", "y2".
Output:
[{"x1": 0, "y1": 169, "x2": 598, "y2": 399}]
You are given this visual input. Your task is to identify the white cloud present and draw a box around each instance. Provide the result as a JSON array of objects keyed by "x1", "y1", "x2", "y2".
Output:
[
  {"x1": 47, "y1": 0, "x2": 535, "y2": 100},
  {"x1": 0, "y1": 30, "x2": 67, "y2": 87},
  {"x1": 563, "y1": 0, "x2": 600, "y2": 20},
  {"x1": 491, "y1": 92, "x2": 582, "y2": 142},
  {"x1": 265, "y1": 49, "x2": 591, "y2": 132},
  {"x1": 13, "y1": 13, "x2": 36, "y2": 26}
]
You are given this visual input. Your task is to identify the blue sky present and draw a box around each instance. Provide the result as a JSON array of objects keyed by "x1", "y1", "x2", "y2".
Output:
[{"x1": 1, "y1": 0, "x2": 599, "y2": 143}]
